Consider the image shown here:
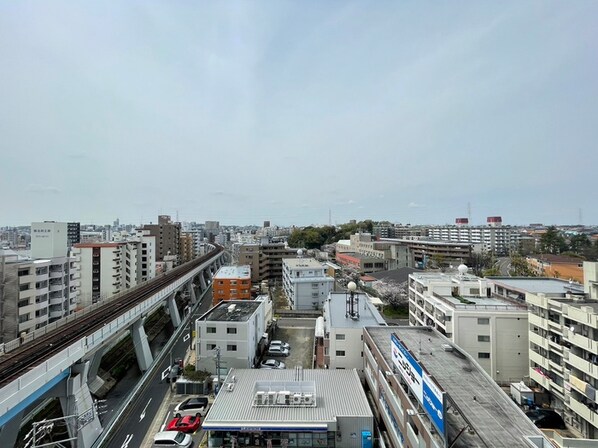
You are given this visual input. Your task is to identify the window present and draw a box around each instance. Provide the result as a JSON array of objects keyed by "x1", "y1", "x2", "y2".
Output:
[
  {"x1": 478, "y1": 352, "x2": 490, "y2": 359},
  {"x1": 336, "y1": 350, "x2": 346, "y2": 357},
  {"x1": 227, "y1": 327, "x2": 237, "y2": 334},
  {"x1": 207, "y1": 344, "x2": 216, "y2": 350},
  {"x1": 227, "y1": 344, "x2": 237, "y2": 351},
  {"x1": 478, "y1": 335, "x2": 490, "y2": 342},
  {"x1": 335, "y1": 334, "x2": 345, "y2": 340},
  {"x1": 477, "y1": 318, "x2": 490, "y2": 325},
  {"x1": 207, "y1": 327, "x2": 216, "y2": 334}
]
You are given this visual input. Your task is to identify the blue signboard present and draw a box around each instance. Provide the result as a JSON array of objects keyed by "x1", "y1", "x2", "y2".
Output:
[
  {"x1": 391, "y1": 333, "x2": 445, "y2": 437},
  {"x1": 422, "y1": 373, "x2": 445, "y2": 435},
  {"x1": 361, "y1": 430, "x2": 372, "y2": 448}
]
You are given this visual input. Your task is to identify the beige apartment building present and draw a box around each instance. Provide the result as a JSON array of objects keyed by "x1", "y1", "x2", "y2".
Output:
[
  {"x1": 491, "y1": 263, "x2": 598, "y2": 439},
  {"x1": 409, "y1": 265, "x2": 530, "y2": 382}
]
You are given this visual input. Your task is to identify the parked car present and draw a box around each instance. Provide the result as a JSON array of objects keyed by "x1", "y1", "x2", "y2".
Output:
[
  {"x1": 153, "y1": 431, "x2": 193, "y2": 447},
  {"x1": 260, "y1": 359, "x2": 286, "y2": 369},
  {"x1": 166, "y1": 364, "x2": 181, "y2": 383},
  {"x1": 525, "y1": 409, "x2": 566, "y2": 429},
  {"x1": 267, "y1": 345, "x2": 289, "y2": 357},
  {"x1": 270, "y1": 340, "x2": 290, "y2": 350},
  {"x1": 174, "y1": 396, "x2": 209, "y2": 417},
  {"x1": 166, "y1": 415, "x2": 201, "y2": 433}
]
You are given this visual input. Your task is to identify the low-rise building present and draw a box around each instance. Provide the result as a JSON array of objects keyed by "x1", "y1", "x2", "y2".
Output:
[
  {"x1": 409, "y1": 266, "x2": 529, "y2": 382},
  {"x1": 363, "y1": 326, "x2": 549, "y2": 448},
  {"x1": 321, "y1": 288, "x2": 386, "y2": 376},
  {"x1": 212, "y1": 265, "x2": 251, "y2": 305},
  {"x1": 282, "y1": 258, "x2": 333, "y2": 310},
  {"x1": 526, "y1": 254, "x2": 585, "y2": 283},
  {"x1": 195, "y1": 300, "x2": 267, "y2": 374},
  {"x1": 202, "y1": 368, "x2": 373, "y2": 448}
]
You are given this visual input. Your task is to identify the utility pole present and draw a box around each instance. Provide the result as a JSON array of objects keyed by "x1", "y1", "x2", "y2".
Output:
[{"x1": 214, "y1": 347, "x2": 221, "y2": 395}]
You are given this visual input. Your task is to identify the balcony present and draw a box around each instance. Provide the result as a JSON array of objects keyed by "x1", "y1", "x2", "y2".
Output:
[
  {"x1": 566, "y1": 331, "x2": 598, "y2": 355},
  {"x1": 19, "y1": 274, "x2": 35, "y2": 285},
  {"x1": 530, "y1": 368, "x2": 551, "y2": 390},
  {"x1": 529, "y1": 313, "x2": 549, "y2": 331},
  {"x1": 548, "y1": 319, "x2": 562, "y2": 334},
  {"x1": 529, "y1": 350, "x2": 550, "y2": 370},
  {"x1": 49, "y1": 284, "x2": 63, "y2": 293},
  {"x1": 568, "y1": 396, "x2": 598, "y2": 428},
  {"x1": 49, "y1": 296, "x2": 64, "y2": 306},
  {"x1": 529, "y1": 332, "x2": 550, "y2": 351},
  {"x1": 72, "y1": 272, "x2": 81, "y2": 279},
  {"x1": 49, "y1": 310, "x2": 64, "y2": 320},
  {"x1": 567, "y1": 352, "x2": 598, "y2": 380},
  {"x1": 49, "y1": 270, "x2": 63, "y2": 279}
]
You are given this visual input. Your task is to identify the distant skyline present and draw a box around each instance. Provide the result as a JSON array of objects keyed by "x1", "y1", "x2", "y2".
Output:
[{"x1": 2, "y1": 2, "x2": 597, "y2": 227}]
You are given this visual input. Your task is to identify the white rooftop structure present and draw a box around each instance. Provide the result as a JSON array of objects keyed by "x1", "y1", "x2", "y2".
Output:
[
  {"x1": 214, "y1": 265, "x2": 251, "y2": 280},
  {"x1": 203, "y1": 368, "x2": 373, "y2": 433}
]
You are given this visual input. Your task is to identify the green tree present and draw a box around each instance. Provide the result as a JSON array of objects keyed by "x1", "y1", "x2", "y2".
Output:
[
  {"x1": 509, "y1": 254, "x2": 538, "y2": 277},
  {"x1": 569, "y1": 234, "x2": 591, "y2": 254},
  {"x1": 539, "y1": 227, "x2": 567, "y2": 254}
]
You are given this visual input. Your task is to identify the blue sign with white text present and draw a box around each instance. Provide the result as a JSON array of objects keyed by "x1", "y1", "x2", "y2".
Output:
[{"x1": 422, "y1": 375, "x2": 445, "y2": 435}]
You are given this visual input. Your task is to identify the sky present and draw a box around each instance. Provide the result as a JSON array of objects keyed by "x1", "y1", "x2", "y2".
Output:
[{"x1": 1, "y1": 1, "x2": 597, "y2": 227}]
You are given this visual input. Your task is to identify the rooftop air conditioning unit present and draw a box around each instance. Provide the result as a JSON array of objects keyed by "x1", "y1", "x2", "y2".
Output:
[
  {"x1": 292, "y1": 394, "x2": 302, "y2": 404},
  {"x1": 255, "y1": 391, "x2": 266, "y2": 405},
  {"x1": 303, "y1": 394, "x2": 314, "y2": 405},
  {"x1": 267, "y1": 391, "x2": 277, "y2": 405}
]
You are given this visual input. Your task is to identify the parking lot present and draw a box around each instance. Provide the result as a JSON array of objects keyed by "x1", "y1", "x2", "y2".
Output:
[{"x1": 266, "y1": 318, "x2": 317, "y2": 369}]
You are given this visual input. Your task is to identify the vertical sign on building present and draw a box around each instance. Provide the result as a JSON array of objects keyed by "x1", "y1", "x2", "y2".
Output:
[{"x1": 391, "y1": 333, "x2": 446, "y2": 438}]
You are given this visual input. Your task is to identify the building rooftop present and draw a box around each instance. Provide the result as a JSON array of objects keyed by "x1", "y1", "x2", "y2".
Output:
[
  {"x1": 489, "y1": 277, "x2": 585, "y2": 296},
  {"x1": 283, "y1": 258, "x2": 324, "y2": 269},
  {"x1": 324, "y1": 292, "x2": 387, "y2": 330},
  {"x1": 366, "y1": 326, "x2": 547, "y2": 448},
  {"x1": 369, "y1": 267, "x2": 421, "y2": 284},
  {"x1": 199, "y1": 300, "x2": 262, "y2": 322},
  {"x1": 202, "y1": 368, "x2": 372, "y2": 431},
  {"x1": 214, "y1": 265, "x2": 251, "y2": 280}
]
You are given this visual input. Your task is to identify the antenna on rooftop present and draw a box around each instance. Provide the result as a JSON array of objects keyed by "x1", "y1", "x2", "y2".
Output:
[{"x1": 467, "y1": 202, "x2": 471, "y2": 223}]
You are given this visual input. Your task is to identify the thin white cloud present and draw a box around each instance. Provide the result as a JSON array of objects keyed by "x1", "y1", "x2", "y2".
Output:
[
  {"x1": 26, "y1": 185, "x2": 61, "y2": 194},
  {"x1": 408, "y1": 202, "x2": 426, "y2": 208}
]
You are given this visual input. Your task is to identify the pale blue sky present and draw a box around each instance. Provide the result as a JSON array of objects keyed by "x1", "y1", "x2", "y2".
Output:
[{"x1": 1, "y1": 1, "x2": 597, "y2": 227}]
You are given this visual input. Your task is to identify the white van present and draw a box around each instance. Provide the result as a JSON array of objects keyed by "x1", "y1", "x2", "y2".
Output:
[{"x1": 153, "y1": 431, "x2": 193, "y2": 447}]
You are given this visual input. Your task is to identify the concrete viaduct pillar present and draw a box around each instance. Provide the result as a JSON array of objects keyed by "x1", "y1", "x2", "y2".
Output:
[
  {"x1": 188, "y1": 279, "x2": 197, "y2": 304},
  {"x1": 0, "y1": 409, "x2": 23, "y2": 448},
  {"x1": 167, "y1": 293, "x2": 181, "y2": 328},
  {"x1": 59, "y1": 361, "x2": 103, "y2": 448},
  {"x1": 131, "y1": 318, "x2": 153, "y2": 372},
  {"x1": 87, "y1": 347, "x2": 106, "y2": 395},
  {"x1": 199, "y1": 271, "x2": 207, "y2": 291}
]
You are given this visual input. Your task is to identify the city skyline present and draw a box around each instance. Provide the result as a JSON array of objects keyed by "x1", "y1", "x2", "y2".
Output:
[{"x1": 2, "y1": 2, "x2": 597, "y2": 226}]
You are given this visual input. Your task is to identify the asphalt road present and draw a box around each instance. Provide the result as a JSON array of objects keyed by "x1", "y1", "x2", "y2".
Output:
[
  {"x1": 104, "y1": 287, "x2": 213, "y2": 448},
  {"x1": 496, "y1": 257, "x2": 512, "y2": 276}
]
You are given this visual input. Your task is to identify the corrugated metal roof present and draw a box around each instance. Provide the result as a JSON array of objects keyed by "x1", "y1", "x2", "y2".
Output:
[{"x1": 203, "y1": 368, "x2": 372, "y2": 430}]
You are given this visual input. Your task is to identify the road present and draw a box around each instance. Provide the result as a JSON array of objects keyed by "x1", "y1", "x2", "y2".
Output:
[
  {"x1": 496, "y1": 257, "x2": 511, "y2": 276},
  {"x1": 105, "y1": 286, "x2": 213, "y2": 448}
]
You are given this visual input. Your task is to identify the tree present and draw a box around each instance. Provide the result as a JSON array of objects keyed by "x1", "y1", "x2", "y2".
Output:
[
  {"x1": 371, "y1": 279, "x2": 409, "y2": 308},
  {"x1": 509, "y1": 254, "x2": 538, "y2": 277},
  {"x1": 568, "y1": 234, "x2": 591, "y2": 254},
  {"x1": 539, "y1": 227, "x2": 567, "y2": 254}
]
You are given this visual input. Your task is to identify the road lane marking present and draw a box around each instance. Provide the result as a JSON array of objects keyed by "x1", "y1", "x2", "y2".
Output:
[
  {"x1": 139, "y1": 398, "x2": 152, "y2": 422},
  {"x1": 121, "y1": 434, "x2": 133, "y2": 448}
]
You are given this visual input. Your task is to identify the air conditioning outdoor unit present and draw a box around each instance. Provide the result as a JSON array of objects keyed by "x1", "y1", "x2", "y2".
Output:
[
  {"x1": 267, "y1": 391, "x2": 277, "y2": 405},
  {"x1": 303, "y1": 394, "x2": 314, "y2": 405},
  {"x1": 255, "y1": 391, "x2": 266, "y2": 405},
  {"x1": 292, "y1": 394, "x2": 302, "y2": 404}
]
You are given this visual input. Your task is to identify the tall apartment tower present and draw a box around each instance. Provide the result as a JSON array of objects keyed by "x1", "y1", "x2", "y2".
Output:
[
  {"x1": 73, "y1": 232, "x2": 156, "y2": 307},
  {"x1": 142, "y1": 215, "x2": 181, "y2": 264}
]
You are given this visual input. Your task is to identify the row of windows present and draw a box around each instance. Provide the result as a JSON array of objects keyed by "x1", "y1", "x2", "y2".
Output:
[
  {"x1": 206, "y1": 327, "x2": 237, "y2": 334},
  {"x1": 207, "y1": 343, "x2": 237, "y2": 351}
]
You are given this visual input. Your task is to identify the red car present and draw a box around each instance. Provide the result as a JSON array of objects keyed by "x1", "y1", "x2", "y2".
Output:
[{"x1": 166, "y1": 415, "x2": 201, "y2": 433}]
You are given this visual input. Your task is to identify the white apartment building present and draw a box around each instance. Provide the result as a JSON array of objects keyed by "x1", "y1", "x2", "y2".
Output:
[
  {"x1": 409, "y1": 265, "x2": 529, "y2": 382},
  {"x1": 321, "y1": 289, "x2": 387, "y2": 377},
  {"x1": 73, "y1": 233, "x2": 155, "y2": 307},
  {"x1": 0, "y1": 250, "x2": 78, "y2": 342},
  {"x1": 427, "y1": 218, "x2": 520, "y2": 255},
  {"x1": 491, "y1": 263, "x2": 598, "y2": 439},
  {"x1": 282, "y1": 257, "x2": 334, "y2": 310},
  {"x1": 31, "y1": 221, "x2": 68, "y2": 259},
  {"x1": 195, "y1": 300, "x2": 266, "y2": 374}
]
